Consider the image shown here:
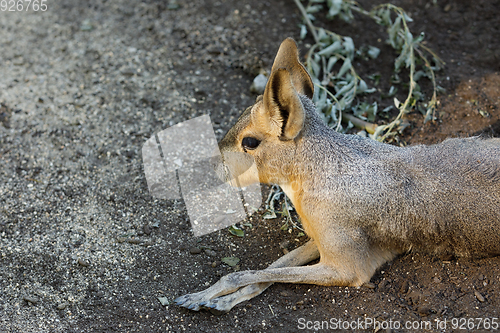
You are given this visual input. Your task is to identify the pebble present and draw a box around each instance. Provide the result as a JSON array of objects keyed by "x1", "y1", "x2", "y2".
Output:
[
  {"x1": 143, "y1": 224, "x2": 151, "y2": 235},
  {"x1": 121, "y1": 68, "x2": 136, "y2": 76},
  {"x1": 474, "y1": 290, "x2": 485, "y2": 302},
  {"x1": 190, "y1": 247, "x2": 202, "y2": 254},
  {"x1": 279, "y1": 240, "x2": 290, "y2": 249},
  {"x1": 57, "y1": 302, "x2": 68, "y2": 310},
  {"x1": 116, "y1": 236, "x2": 127, "y2": 243},
  {"x1": 378, "y1": 280, "x2": 387, "y2": 289},
  {"x1": 418, "y1": 304, "x2": 432, "y2": 316},
  {"x1": 250, "y1": 74, "x2": 268, "y2": 95},
  {"x1": 127, "y1": 238, "x2": 142, "y2": 244},
  {"x1": 400, "y1": 280, "x2": 409, "y2": 293},
  {"x1": 205, "y1": 249, "x2": 217, "y2": 256},
  {"x1": 78, "y1": 258, "x2": 90, "y2": 267},
  {"x1": 13, "y1": 57, "x2": 24, "y2": 66},
  {"x1": 23, "y1": 295, "x2": 39, "y2": 304},
  {"x1": 363, "y1": 282, "x2": 375, "y2": 289}
]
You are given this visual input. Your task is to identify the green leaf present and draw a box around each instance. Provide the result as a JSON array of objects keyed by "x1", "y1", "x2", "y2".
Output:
[
  {"x1": 403, "y1": 12, "x2": 413, "y2": 22},
  {"x1": 337, "y1": 57, "x2": 352, "y2": 78},
  {"x1": 382, "y1": 105, "x2": 394, "y2": 113},
  {"x1": 157, "y1": 297, "x2": 170, "y2": 306},
  {"x1": 388, "y1": 16, "x2": 402, "y2": 49},
  {"x1": 343, "y1": 37, "x2": 355, "y2": 56},
  {"x1": 335, "y1": 80, "x2": 355, "y2": 98},
  {"x1": 394, "y1": 97, "x2": 401, "y2": 109},
  {"x1": 394, "y1": 45, "x2": 409, "y2": 71},
  {"x1": 229, "y1": 225, "x2": 245, "y2": 237},
  {"x1": 221, "y1": 256, "x2": 240, "y2": 267},
  {"x1": 317, "y1": 28, "x2": 327, "y2": 42},
  {"x1": 358, "y1": 79, "x2": 368, "y2": 93},
  {"x1": 317, "y1": 40, "x2": 342, "y2": 57},
  {"x1": 327, "y1": 0, "x2": 342, "y2": 18},
  {"x1": 388, "y1": 85, "x2": 397, "y2": 97},
  {"x1": 413, "y1": 32, "x2": 425, "y2": 44},
  {"x1": 300, "y1": 24, "x2": 307, "y2": 40},
  {"x1": 306, "y1": 4, "x2": 323, "y2": 14},
  {"x1": 367, "y1": 46, "x2": 380, "y2": 59},
  {"x1": 326, "y1": 56, "x2": 339, "y2": 73},
  {"x1": 413, "y1": 70, "x2": 427, "y2": 82},
  {"x1": 381, "y1": 7, "x2": 392, "y2": 26},
  {"x1": 262, "y1": 210, "x2": 277, "y2": 220},
  {"x1": 309, "y1": 59, "x2": 320, "y2": 77}
]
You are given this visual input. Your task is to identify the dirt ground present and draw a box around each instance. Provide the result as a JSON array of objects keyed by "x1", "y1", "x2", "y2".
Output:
[{"x1": 1, "y1": 0, "x2": 499, "y2": 332}]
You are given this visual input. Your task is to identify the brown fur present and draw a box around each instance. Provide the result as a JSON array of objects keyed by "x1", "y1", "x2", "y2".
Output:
[{"x1": 175, "y1": 38, "x2": 500, "y2": 313}]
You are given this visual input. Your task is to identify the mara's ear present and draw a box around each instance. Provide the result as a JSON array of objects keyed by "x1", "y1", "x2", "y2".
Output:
[
  {"x1": 270, "y1": 38, "x2": 314, "y2": 99},
  {"x1": 259, "y1": 68, "x2": 305, "y2": 141}
]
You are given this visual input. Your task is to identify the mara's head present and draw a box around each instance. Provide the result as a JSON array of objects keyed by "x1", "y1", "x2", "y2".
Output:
[{"x1": 216, "y1": 38, "x2": 314, "y2": 188}]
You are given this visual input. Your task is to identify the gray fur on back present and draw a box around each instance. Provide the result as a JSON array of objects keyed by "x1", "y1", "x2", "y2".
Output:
[{"x1": 297, "y1": 96, "x2": 500, "y2": 258}]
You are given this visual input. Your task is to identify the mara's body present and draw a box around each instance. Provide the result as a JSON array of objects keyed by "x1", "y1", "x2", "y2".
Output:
[
  {"x1": 291, "y1": 101, "x2": 500, "y2": 260},
  {"x1": 175, "y1": 38, "x2": 500, "y2": 313}
]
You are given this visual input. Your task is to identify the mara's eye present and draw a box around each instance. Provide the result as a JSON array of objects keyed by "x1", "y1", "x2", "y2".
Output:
[{"x1": 242, "y1": 137, "x2": 261, "y2": 150}]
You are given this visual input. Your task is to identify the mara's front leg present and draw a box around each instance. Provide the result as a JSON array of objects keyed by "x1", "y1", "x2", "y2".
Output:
[{"x1": 175, "y1": 239, "x2": 319, "y2": 312}]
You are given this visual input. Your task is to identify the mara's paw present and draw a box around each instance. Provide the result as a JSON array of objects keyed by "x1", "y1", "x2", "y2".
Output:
[
  {"x1": 174, "y1": 293, "x2": 230, "y2": 314},
  {"x1": 174, "y1": 293, "x2": 204, "y2": 311}
]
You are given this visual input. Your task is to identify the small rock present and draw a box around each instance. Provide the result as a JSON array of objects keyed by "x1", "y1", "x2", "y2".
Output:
[
  {"x1": 250, "y1": 74, "x2": 268, "y2": 95},
  {"x1": 474, "y1": 290, "x2": 485, "y2": 302},
  {"x1": 143, "y1": 224, "x2": 151, "y2": 235},
  {"x1": 363, "y1": 282, "x2": 375, "y2": 289},
  {"x1": 189, "y1": 247, "x2": 202, "y2": 255},
  {"x1": 400, "y1": 280, "x2": 409, "y2": 294},
  {"x1": 78, "y1": 258, "x2": 90, "y2": 267},
  {"x1": 116, "y1": 236, "x2": 127, "y2": 243},
  {"x1": 57, "y1": 302, "x2": 68, "y2": 310},
  {"x1": 433, "y1": 277, "x2": 441, "y2": 283},
  {"x1": 279, "y1": 240, "x2": 290, "y2": 249},
  {"x1": 157, "y1": 296, "x2": 169, "y2": 306},
  {"x1": 13, "y1": 57, "x2": 25, "y2": 66},
  {"x1": 378, "y1": 280, "x2": 387, "y2": 289},
  {"x1": 205, "y1": 249, "x2": 216, "y2": 256},
  {"x1": 167, "y1": 0, "x2": 180, "y2": 10},
  {"x1": 222, "y1": 256, "x2": 240, "y2": 266},
  {"x1": 407, "y1": 290, "x2": 422, "y2": 305},
  {"x1": 418, "y1": 304, "x2": 432, "y2": 316},
  {"x1": 121, "y1": 68, "x2": 136, "y2": 76},
  {"x1": 124, "y1": 150, "x2": 135, "y2": 159},
  {"x1": 280, "y1": 290, "x2": 291, "y2": 297},
  {"x1": 211, "y1": 261, "x2": 219, "y2": 268},
  {"x1": 80, "y1": 20, "x2": 93, "y2": 31},
  {"x1": 444, "y1": 4, "x2": 452, "y2": 12},
  {"x1": 23, "y1": 296, "x2": 38, "y2": 304},
  {"x1": 127, "y1": 238, "x2": 142, "y2": 244}
]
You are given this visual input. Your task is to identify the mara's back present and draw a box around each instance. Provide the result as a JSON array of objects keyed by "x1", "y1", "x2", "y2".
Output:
[{"x1": 362, "y1": 136, "x2": 500, "y2": 257}]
